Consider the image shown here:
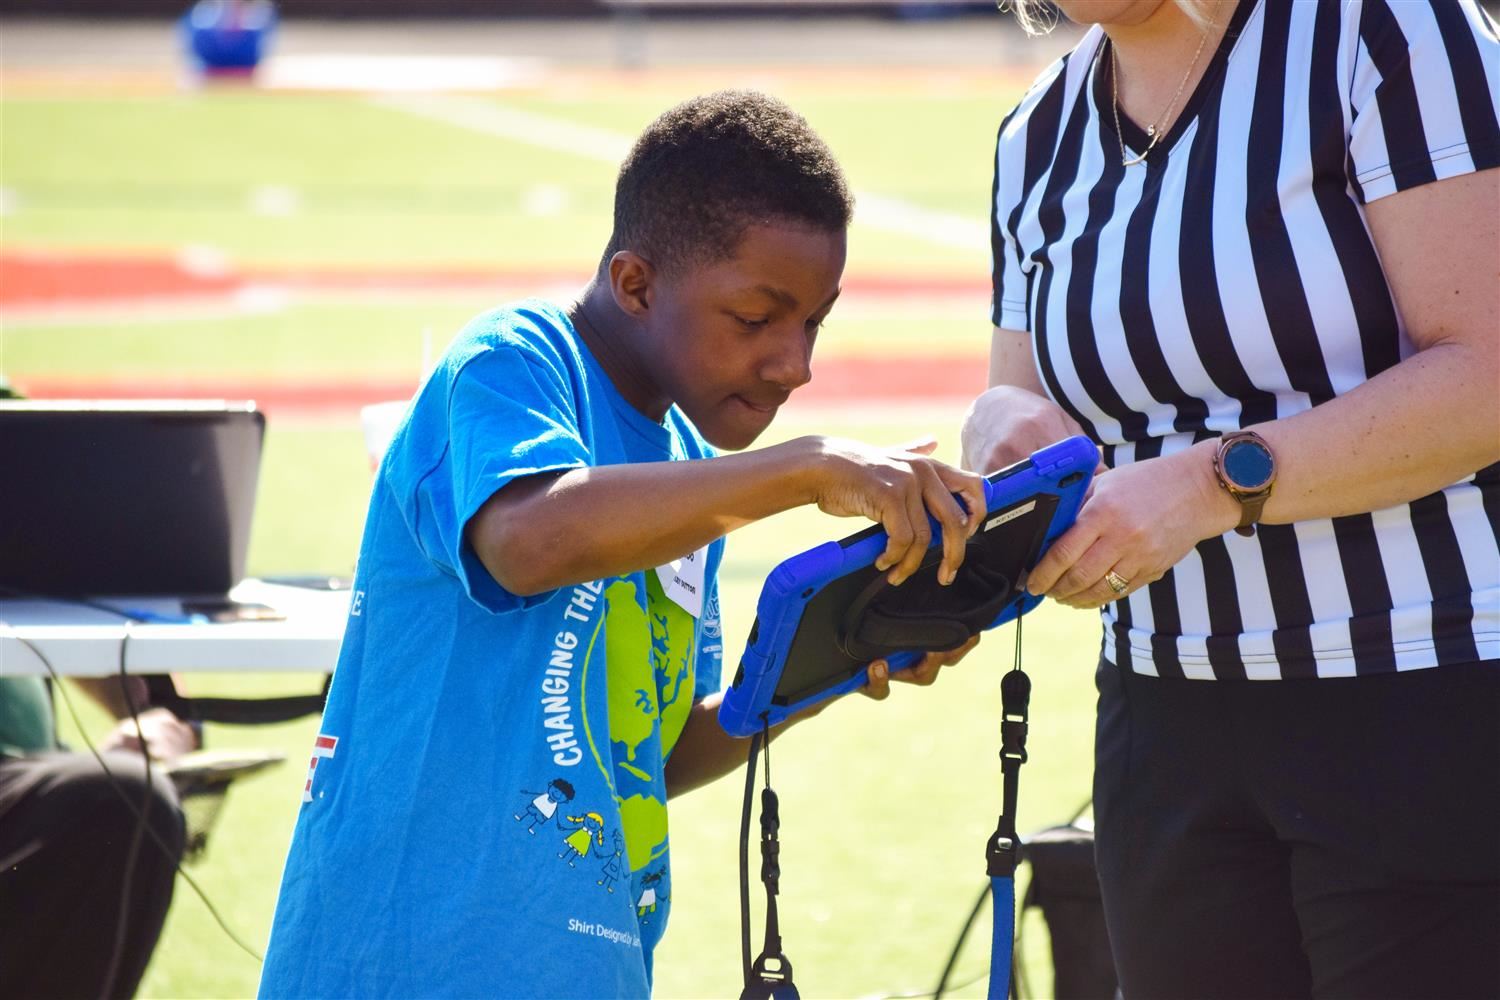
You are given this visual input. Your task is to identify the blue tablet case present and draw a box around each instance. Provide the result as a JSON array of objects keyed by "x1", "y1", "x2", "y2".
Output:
[{"x1": 718, "y1": 435, "x2": 1097, "y2": 738}]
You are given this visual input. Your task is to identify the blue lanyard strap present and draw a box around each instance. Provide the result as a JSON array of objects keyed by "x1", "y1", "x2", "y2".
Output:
[
  {"x1": 985, "y1": 614, "x2": 1031, "y2": 999},
  {"x1": 988, "y1": 875, "x2": 1018, "y2": 999}
]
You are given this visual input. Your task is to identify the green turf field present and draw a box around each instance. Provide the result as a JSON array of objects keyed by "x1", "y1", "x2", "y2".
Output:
[{"x1": 6, "y1": 73, "x2": 1108, "y2": 999}]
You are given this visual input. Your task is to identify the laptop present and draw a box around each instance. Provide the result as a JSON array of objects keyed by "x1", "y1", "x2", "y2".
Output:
[{"x1": 0, "y1": 401, "x2": 265, "y2": 598}]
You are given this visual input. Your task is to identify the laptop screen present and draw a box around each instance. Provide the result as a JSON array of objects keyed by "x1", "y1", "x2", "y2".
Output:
[{"x1": 0, "y1": 401, "x2": 265, "y2": 597}]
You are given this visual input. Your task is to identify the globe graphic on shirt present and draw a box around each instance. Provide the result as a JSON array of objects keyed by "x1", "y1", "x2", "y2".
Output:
[{"x1": 583, "y1": 574, "x2": 695, "y2": 872}]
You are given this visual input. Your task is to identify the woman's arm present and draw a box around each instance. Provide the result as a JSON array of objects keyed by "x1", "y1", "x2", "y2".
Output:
[
  {"x1": 1254, "y1": 169, "x2": 1499, "y2": 522},
  {"x1": 960, "y1": 326, "x2": 1088, "y2": 473},
  {"x1": 1028, "y1": 169, "x2": 1500, "y2": 607}
]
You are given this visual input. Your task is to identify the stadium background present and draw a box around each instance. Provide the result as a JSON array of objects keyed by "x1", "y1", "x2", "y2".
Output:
[{"x1": 0, "y1": 3, "x2": 1111, "y2": 995}]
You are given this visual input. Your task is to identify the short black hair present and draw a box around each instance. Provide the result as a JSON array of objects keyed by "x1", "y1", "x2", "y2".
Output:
[{"x1": 602, "y1": 90, "x2": 854, "y2": 274}]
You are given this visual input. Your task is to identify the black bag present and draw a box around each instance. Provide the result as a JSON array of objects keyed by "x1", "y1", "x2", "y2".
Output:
[{"x1": 1018, "y1": 823, "x2": 1118, "y2": 1000}]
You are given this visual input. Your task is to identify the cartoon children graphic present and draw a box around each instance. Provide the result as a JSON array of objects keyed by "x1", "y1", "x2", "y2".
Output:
[
  {"x1": 636, "y1": 868, "x2": 668, "y2": 919},
  {"x1": 558, "y1": 812, "x2": 605, "y2": 867},
  {"x1": 514, "y1": 778, "x2": 574, "y2": 835},
  {"x1": 597, "y1": 829, "x2": 626, "y2": 893}
]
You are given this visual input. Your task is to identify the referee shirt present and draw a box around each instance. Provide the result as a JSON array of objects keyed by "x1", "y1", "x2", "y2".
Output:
[{"x1": 991, "y1": 0, "x2": 1500, "y2": 680}]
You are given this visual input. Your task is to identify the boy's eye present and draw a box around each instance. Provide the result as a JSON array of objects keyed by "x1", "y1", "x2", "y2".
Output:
[{"x1": 732, "y1": 314, "x2": 769, "y2": 330}]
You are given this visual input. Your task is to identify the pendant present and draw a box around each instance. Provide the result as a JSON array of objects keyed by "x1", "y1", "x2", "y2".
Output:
[
  {"x1": 1146, "y1": 124, "x2": 1157, "y2": 137},
  {"x1": 1122, "y1": 132, "x2": 1161, "y2": 168}
]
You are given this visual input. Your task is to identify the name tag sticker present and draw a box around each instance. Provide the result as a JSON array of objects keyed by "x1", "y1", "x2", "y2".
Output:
[
  {"x1": 654, "y1": 547, "x2": 707, "y2": 618},
  {"x1": 985, "y1": 500, "x2": 1037, "y2": 532}
]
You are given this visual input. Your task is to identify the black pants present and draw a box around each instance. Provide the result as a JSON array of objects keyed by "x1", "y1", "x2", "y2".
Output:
[
  {"x1": 0, "y1": 751, "x2": 185, "y2": 1000},
  {"x1": 1093, "y1": 658, "x2": 1500, "y2": 1000}
]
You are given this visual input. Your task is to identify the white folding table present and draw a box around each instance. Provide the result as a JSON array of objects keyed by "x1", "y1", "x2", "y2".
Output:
[{"x1": 0, "y1": 579, "x2": 348, "y2": 678}]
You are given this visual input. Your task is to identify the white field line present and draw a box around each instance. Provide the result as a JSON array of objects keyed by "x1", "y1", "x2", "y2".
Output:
[
  {"x1": 0, "y1": 283, "x2": 982, "y2": 330},
  {"x1": 368, "y1": 94, "x2": 987, "y2": 253},
  {"x1": 270, "y1": 398, "x2": 973, "y2": 432},
  {"x1": 370, "y1": 94, "x2": 633, "y2": 161}
]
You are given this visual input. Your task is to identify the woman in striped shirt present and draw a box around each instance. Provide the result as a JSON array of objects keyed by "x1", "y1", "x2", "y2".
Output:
[{"x1": 962, "y1": 0, "x2": 1499, "y2": 995}]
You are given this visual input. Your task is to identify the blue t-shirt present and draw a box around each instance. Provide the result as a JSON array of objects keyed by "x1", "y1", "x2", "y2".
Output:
[{"x1": 259, "y1": 300, "x2": 724, "y2": 998}]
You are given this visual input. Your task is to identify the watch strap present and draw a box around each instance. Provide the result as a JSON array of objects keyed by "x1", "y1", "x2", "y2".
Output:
[{"x1": 1235, "y1": 493, "x2": 1269, "y2": 537}]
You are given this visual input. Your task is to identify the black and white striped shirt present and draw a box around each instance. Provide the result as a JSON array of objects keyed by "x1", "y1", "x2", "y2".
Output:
[{"x1": 991, "y1": 0, "x2": 1500, "y2": 679}]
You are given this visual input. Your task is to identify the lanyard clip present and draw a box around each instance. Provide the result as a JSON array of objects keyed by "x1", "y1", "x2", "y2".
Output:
[
  {"x1": 999, "y1": 668, "x2": 1031, "y2": 766},
  {"x1": 988, "y1": 666, "x2": 1031, "y2": 880},
  {"x1": 985, "y1": 828, "x2": 1020, "y2": 879},
  {"x1": 759, "y1": 788, "x2": 782, "y2": 894},
  {"x1": 744, "y1": 951, "x2": 799, "y2": 1000}
]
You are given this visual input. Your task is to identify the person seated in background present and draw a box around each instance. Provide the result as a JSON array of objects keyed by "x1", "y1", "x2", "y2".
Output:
[
  {"x1": 0, "y1": 673, "x2": 199, "y2": 1000},
  {"x1": 257, "y1": 89, "x2": 985, "y2": 997}
]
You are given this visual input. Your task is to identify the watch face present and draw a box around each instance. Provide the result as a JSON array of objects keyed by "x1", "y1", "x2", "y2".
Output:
[{"x1": 1223, "y1": 439, "x2": 1274, "y2": 491}]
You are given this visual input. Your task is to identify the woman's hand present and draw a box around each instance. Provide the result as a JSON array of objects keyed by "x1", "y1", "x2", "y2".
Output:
[
  {"x1": 1026, "y1": 442, "x2": 1240, "y2": 609},
  {"x1": 803, "y1": 437, "x2": 987, "y2": 587},
  {"x1": 862, "y1": 635, "x2": 982, "y2": 700},
  {"x1": 961, "y1": 385, "x2": 1088, "y2": 474}
]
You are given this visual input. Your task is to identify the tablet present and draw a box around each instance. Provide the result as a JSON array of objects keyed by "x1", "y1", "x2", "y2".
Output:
[{"x1": 717, "y1": 436, "x2": 1096, "y2": 737}]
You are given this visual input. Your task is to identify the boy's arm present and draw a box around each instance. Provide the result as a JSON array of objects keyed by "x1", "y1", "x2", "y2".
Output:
[
  {"x1": 662, "y1": 692, "x2": 748, "y2": 796},
  {"x1": 465, "y1": 436, "x2": 986, "y2": 599}
]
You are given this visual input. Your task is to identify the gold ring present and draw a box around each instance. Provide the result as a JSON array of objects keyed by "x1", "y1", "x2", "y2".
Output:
[{"x1": 1104, "y1": 570, "x2": 1130, "y2": 595}]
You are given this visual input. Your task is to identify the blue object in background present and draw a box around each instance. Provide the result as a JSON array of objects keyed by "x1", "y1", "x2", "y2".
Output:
[{"x1": 180, "y1": 0, "x2": 278, "y2": 76}]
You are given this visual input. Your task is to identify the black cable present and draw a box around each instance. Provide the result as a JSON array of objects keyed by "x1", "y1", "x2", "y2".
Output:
[
  {"x1": 1067, "y1": 795, "x2": 1094, "y2": 827},
  {"x1": 931, "y1": 880, "x2": 993, "y2": 999},
  {"x1": 880, "y1": 964, "x2": 993, "y2": 1000},
  {"x1": 739, "y1": 728, "x2": 764, "y2": 988},
  {"x1": 1012, "y1": 878, "x2": 1031, "y2": 1000},
  {"x1": 100, "y1": 625, "x2": 149, "y2": 1000},
  {"x1": 7, "y1": 630, "x2": 265, "y2": 966}
]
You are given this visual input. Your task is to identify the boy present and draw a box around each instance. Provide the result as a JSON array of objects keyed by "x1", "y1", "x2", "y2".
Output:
[{"x1": 259, "y1": 90, "x2": 984, "y2": 997}]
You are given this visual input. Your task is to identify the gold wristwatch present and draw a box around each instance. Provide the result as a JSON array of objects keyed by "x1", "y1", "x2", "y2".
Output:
[{"x1": 1212, "y1": 431, "x2": 1276, "y2": 537}]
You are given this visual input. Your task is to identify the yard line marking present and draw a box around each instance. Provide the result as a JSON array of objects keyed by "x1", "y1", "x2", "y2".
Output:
[
  {"x1": 851, "y1": 191, "x2": 988, "y2": 254},
  {"x1": 249, "y1": 184, "x2": 302, "y2": 217},
  {"x1": 370, "y1": 94, "x2": 632, "y2": 162},
  {"x1": 368, "y1": 94, "x2": 987, "y2": 253}
]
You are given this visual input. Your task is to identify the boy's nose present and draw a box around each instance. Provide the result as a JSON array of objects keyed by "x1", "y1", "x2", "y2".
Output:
[{"x1": 762, "y1": 331, "x2": 813, "y2": 391}]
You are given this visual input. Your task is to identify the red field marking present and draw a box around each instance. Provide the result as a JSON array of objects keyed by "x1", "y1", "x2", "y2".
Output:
[
  {"x1": 0, "y1": 250, "x2": 990, "y2": 311},
  {"x1": 0, "y1": 251, "x2": 239, "y2": 307},
  {"x1": 5, "y1": 249, "x2": 988, "y2": 416},
  {"x1": 19, "y1": 353, "x2": 987, "y2": 421}
]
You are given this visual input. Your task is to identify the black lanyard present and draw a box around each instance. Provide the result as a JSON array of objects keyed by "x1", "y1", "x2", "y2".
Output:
[{"x1": 739, "y1": 716, "x2": 799, "y2": 1000}]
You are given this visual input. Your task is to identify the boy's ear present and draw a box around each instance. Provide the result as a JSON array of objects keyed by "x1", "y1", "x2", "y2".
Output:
[{"x1": 606, "y1": 250, "x2": 656, "y2": 320}]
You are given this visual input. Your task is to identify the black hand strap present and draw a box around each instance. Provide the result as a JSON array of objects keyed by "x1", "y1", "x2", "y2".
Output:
[
  {"x1": 839, "y1": 546, "x2": 1014, "y2": 662},
  {"x1": 739, "y1": 716, "x2": 799, "y2": 1000}
]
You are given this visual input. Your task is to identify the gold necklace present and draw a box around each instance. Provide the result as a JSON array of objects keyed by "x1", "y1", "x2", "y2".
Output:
[{"x1": 1109, "y1": 17, "x2": 1214, "y2": 167}]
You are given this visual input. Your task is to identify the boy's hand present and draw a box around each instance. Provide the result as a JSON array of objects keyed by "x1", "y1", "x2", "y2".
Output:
[
  {"x1": 802, "y1": 437, "x2": 987, "y2": 587},
  {"x1": 862, "y1": 635, "x2": 982, "y2": 700}
]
